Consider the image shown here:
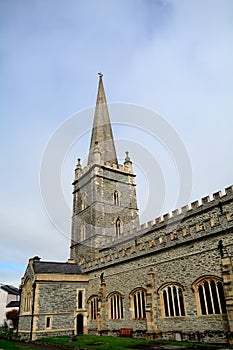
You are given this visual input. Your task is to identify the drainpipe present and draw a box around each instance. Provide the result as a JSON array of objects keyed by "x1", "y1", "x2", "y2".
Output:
[
  {"x1": 16, "y1": 287, "x2": 22, "y2": 335},
  {"x1": 30, "y1": 283, "x2": 36, "y2": 341},
  {"x1": 221, "y1": 250, "x2": 233, "y2": 344}
]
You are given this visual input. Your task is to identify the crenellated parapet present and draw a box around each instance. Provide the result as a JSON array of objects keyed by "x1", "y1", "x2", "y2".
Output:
[
  {"x1": 73, "y1": 157, "x2": 135, "y2": 187},
  {"x1": 78, "y1": 185, "x2": 233, "y2": 271}
]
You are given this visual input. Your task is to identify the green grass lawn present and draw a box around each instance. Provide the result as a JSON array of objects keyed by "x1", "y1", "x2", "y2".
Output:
[
  {"x1": 39, "y1": 334, "x2": 149, "y2": 349},
  {"x1": 38, "y1": 334, "x2": 229, "y2": 350},
  {"x1": 0, "y1": 338, "x2": 38, "y2": 349},
  {"x1": 0, "y1": 335, "x2": 230, "y2": 350}
]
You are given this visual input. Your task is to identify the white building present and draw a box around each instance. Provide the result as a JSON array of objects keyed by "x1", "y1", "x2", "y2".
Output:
[{"x1": 0, "y1": 284, "x2": 19, "y2": 326}]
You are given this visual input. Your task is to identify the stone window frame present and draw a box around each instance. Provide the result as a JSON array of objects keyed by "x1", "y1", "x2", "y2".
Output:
[
  {"x1": 129, "y1": 287, "x2": 146, "y2": 320},
  {"x1": 45, "y1": 315, "x2": 52, "y2": 329},
  {"x1": 114, "y1": 217, "x2": 123, "y2": 237},
  {"x1": 22, "y1": 278, "x2": 32, "y2": 313},
  {"x1": 80, "y1": 223, "x2": 86, "y2": 241},
  {"x1": 192, "y1": 275, "x2": 227, "y2": 316},
  {"x1": 88, "y1": 295, "x2": 99, "y2": 321},
  {"x1": 107, "y1": 291, "x2": 124, "y2": 320},
  {"x1": 113, "y1": 190, "x2": 121, "y2": 206},
  {"x1": 158, "y1": 282, "x2": 186, "y2": 318},
  {"x1": 77, "y1": 288, "x2": 85, "y2": 310}
]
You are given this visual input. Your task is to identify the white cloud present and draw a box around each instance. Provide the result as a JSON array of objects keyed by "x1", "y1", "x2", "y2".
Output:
[{"x1": 1, "y1": 0, "x2": 232, "y2": 286}]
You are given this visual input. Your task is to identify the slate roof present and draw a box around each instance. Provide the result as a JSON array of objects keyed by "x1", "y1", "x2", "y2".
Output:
[
  {"x1": 0, "y1": 285, "x2": 19, "y2": 295},
  {"x1": 6, "y1": 301, "x2": 20, "y2": 308},
  {"x1": 33, "y1": 261, "x2": 84, "y2": 274}
]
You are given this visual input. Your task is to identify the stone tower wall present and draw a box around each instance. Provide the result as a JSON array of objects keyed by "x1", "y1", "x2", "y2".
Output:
[{"x1": 71, "y1": 163, "x2": 139, "y2": 261}]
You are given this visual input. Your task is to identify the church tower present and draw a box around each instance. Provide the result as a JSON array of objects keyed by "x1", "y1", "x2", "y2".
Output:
[{"x1": 70, "y1": 74, "x2": 139, "y2": 262}]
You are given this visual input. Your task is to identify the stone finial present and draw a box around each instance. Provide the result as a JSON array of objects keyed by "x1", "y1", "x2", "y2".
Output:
[
  {"x1": 76, "y1": 158, "x2": 82, "y2": 169},
  {"x1": 124, "y1": 151, "x2": 132, "y2": 172},
  {"x1": 75, "y1": 158, "x2": 82, "y2": 178},
  {"x1": 124, "y1": 151, "x2": 131, "y2": 162}
]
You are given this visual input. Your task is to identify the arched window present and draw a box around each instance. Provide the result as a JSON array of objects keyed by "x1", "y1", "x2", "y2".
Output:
[
  {"x1": 108, "y1": 293, "x2": 124, "y2": 320},
  {"x1": 24, "y1": 291, "x2": 32, "y2": 312},
  {"x1": 130, "y1": 289, "x2": 146, "y2": 319},
  {"x1": 22, "y1": 279, "x2": 32, "y2": 313},
  {"x1": 89, "y1": 296, "x2": 98, "y2": 320},
  {"x1": 80, "y1": 223, "x2": 86, "y2": 241},
  {"x1": 159, "y1": 284, "x2": 186, "y2": 317},
  {"x1": 193, "y1": 277, "x2": 226, "y2": 315},
  {"x1": 115, "y1": 218, "x2": 122, "y2": 237},
  {"x1": 81, "y1": 193, "x2": 87, "y2": 210},
  {"x1": 113, "y1": 191, "x2": 120, "y2": 206}
]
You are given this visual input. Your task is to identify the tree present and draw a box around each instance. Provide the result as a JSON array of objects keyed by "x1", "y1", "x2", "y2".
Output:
[{"x1": 5, "y1": 309, "x2": 19, "y2": 329}]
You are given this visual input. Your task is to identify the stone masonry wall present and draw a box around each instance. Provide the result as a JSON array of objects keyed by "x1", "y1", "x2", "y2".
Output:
[
  {"x1": 19, "y1": 280, "x2": 88, "y2": 340},
  {"x1": 86, "y1": 232, "x2": 232, "y2": 342},
  {"x1": 83, "y1": 186, "x2": 233, "y2": 343},
  {"x1": 71, "y1": 163, "x2": 139, "y2": 261}
]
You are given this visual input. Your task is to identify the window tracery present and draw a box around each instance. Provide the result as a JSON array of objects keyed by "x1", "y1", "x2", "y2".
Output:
[
  {"x1": 159, "y1": 284, "x2": 186, "y2": 317},
  {"x1": 130, "y1": 289, "x2": 146, "y2": 319},
  {"x1": 193, "y1": 277, "x2": 226, "y2": 315},
  {"x1": 108, "y1": 292, "x2": 124, "y2": 320}
]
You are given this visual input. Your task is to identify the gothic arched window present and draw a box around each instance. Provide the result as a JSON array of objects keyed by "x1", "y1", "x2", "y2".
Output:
[
  {"x1": 115, "y1": 218, "x2": 122, "y2": 237},
  {"x1": 22, "y1": 279, "x2": 32, "y2": 313},
  {"x1": 193, "y1": 277, "x2": 226, "y2": 315},
  {"x1": 89, "y1": 296, "x2": 98, "y2": 320},
  {"x1": 130, "y1": 288, "x2": 146, "y2": 319},
  {"x1": 108, "y1": 292, "x2": 124, "y2": 320},
  {"x1": 159, "y1": 284, "x2": 186, "y2": 317},
  {"x1": 24, "y1": 291, "x2": 32, "y2": 312},
  {"x1": 113, "y1": 191, "x2": 120, "y2": 206}
]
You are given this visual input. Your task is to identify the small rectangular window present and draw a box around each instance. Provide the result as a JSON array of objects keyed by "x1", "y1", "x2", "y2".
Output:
[
  {"x1": 45, "y1": 316, "x2": 51, "y2": 328},
  {"x1": 78, "y1": 290, "x2": 83, "y2": 309}
]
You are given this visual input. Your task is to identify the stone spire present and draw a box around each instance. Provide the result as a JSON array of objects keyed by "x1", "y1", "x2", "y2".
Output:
[{"x1": 87, "y1": 73, "x2": 118, "y2": 165}]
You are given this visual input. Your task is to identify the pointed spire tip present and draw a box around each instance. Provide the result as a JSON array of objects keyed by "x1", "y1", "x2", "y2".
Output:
[{"x1": 98, "y1": 72, "x2": 103, "y2": 78}]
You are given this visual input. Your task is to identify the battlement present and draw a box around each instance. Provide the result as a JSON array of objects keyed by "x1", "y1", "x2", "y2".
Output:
[
  {"x1": 135, "y1": 185, "x2": 232, "y2": 230},
  {"x1": 73, "y1": 159, "x2": 135, "y2": 184},
  {"x1": 78, "y1": 185, "x2": 233, "y2": 271}
]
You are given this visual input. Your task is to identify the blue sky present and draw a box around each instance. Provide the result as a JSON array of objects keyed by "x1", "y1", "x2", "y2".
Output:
[{"x1": 1, "y1": 0, "x2": 233, "y2": 286}]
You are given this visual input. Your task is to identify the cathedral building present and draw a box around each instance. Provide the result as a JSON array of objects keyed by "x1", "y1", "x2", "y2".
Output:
[{"x1": 18, "y1": 74, "x2": 233, "y2": 344}]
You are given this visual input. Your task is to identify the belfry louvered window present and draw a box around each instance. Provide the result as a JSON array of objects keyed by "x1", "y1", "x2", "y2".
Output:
[
  {"x1": 114, "y1": 191, "x2": 120, "y2": 206},
  {"x1": 115, "y1": 218, "x2": 121, "y2": 237},
  {"x1": 196, "y1": 279, "x2": 226, "y2": 315},
  {"x1": 161, "y1": 285, "x2": 186, "y2": 317},
  {"x1": 108, "y1": 293, "x2": 124, "y2": 320}
]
